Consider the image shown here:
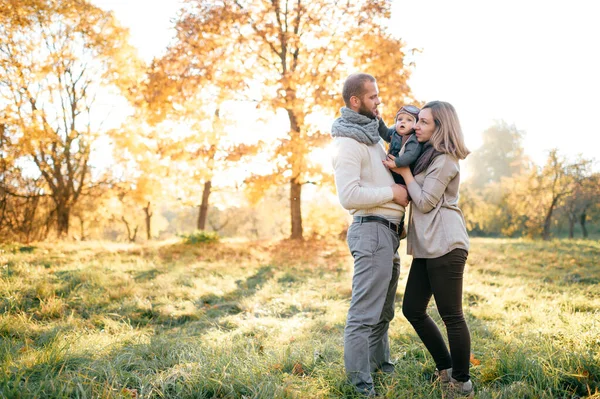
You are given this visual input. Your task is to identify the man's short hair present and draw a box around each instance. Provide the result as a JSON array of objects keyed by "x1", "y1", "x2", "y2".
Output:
[{"x1": 342, "y1": 73, "x2": 376, "y2": 107}]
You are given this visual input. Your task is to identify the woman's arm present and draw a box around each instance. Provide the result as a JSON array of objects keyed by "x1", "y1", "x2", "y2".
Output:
[{"x1": 391, "y1": 155, "x2": 458, "y2": 213}]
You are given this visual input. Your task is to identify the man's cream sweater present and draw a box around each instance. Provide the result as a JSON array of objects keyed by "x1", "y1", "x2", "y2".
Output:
[{"x1": 331, "y1": 137, "x2": 405, "y2": 223}]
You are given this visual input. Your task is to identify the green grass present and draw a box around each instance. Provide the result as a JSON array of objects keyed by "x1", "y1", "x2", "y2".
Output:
[{"x1": 0, "y1": 238, "x2": 599, "y2": 398}]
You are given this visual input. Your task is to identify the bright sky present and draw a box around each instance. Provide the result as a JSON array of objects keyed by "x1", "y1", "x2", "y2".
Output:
[
  {"x1": 92, "y1": 0, "x2": 600, "y2": 166},
  {"x1": 389, "y1": 0, "x2": 600, "y2": 165}
]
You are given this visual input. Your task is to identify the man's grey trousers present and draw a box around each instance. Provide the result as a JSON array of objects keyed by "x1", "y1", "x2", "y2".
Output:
[{"x1": 344, "y1": 220, "x2": 401, "y2": 393}]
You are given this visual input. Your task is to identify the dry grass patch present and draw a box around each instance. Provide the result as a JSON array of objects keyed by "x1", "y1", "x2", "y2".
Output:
[{"x1": 0, "y1": 237, "x2": 598, "y2": 398}]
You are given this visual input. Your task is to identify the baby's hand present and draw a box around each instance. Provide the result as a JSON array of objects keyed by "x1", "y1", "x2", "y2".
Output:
[{"x1": 383, "y1": 154, "x2": 396, "y2": 169}]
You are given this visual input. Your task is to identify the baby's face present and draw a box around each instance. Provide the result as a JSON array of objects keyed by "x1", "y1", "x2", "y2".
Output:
[{"x1": 395, "y1": 113, "x2": 416, "y2": 135}]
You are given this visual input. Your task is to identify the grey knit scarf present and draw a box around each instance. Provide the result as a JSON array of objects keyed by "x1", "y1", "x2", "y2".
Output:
[{"x1": 331, "y1": 107, "x2": 381, "y2": 145}]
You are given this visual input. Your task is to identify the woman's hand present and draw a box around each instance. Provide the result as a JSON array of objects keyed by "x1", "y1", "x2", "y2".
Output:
[{"x1": 393, "y1": 165, "x2": 411, "y2": 178}]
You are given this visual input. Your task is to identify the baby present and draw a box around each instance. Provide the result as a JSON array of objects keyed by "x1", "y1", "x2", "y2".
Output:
[{"x1": 379, "y1": 105, "x2": 424, "y2": 185}]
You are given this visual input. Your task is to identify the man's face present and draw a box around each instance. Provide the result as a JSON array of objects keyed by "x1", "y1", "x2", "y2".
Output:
[{"x1": 356, "y1": 81, "x2": 381, "y2": 119}]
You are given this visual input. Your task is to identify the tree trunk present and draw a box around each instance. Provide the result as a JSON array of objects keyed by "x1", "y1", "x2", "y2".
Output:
[
  {"x1": 542, "y1": 212, "x2": 552, "y2": 240},
  {"x1": 56, "y1": 203, "x2": 70, "y2": 238},
  {"x1": 542, "y1": 197, "x2": 558, "y2": 240},
  {"x1": 568, "y1": 213, "x2": 575, "y2": 239},
  {"x1": 286, "y1": 101, "x2": 304, "y2": 240},
  {"x1": 290, "y1": 179, "x2": 303, "y2": 240},
  {"x1": 122, "y1": 216, "x2": 138, "y2": 243},
  {"x1": 23, "y1": 196, "x2": 39, "y2": 243},
  {"x1": 580, "y1": 210, "x2": 588, "y2": 238},
  {"x1": 143, "y1": 201, "x2": 152, "y2": 240},
  {"x1": 198, "y1": 180, "x2": 212, "y2": 231},
  {"x1": 79, "y1": 216, "x2": 86, "y2": 241}
]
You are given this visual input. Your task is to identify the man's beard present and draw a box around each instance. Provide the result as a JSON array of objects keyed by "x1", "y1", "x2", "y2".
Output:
[{"x1": 358, "y1": 102, "x2": 377, "y2": 119}]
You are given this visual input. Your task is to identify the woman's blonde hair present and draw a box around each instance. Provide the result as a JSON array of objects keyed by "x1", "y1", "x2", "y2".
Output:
[{"x1": 423, "y1": 101, "x2": 470, "y2": 160}]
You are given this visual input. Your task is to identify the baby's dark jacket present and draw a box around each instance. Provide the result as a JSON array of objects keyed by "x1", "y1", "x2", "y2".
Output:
[{"x1": 378, "y1": 120, "x2": 424, "y2": 168}]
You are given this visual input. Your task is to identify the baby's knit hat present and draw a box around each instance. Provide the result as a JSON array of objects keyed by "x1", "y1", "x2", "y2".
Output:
[{"x1": 395, "y1": 105, "x2": 420, "y2": 121}]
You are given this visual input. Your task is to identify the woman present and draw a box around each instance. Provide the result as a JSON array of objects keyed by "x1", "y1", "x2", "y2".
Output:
[{"x1": 385, "y1": 101, "x2": 473, "y2": 398}]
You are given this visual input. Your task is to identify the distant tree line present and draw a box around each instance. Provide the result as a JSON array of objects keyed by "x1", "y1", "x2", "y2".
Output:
[{"x1": 460, "y1": 121, "x2": 599, "y2": 240}]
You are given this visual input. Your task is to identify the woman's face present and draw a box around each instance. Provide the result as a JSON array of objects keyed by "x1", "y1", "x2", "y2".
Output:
[{"x1": 414, "y1": 108, "x2": 435, "y2": 142}]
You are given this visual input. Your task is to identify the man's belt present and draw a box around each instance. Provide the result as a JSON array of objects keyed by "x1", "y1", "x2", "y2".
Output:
[{"x1": 353, "y1": 215, "x2": 402, "y2": 235}]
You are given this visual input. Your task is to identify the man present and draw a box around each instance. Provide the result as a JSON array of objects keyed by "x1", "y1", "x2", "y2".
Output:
[{"x1": 331, "y1": 72, "x2": 409, "y2": 397}]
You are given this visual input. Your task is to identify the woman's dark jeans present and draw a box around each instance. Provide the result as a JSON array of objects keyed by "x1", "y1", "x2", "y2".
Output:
[{"x1": 402, "y1": 248, "x2": 471, "y2": 382}]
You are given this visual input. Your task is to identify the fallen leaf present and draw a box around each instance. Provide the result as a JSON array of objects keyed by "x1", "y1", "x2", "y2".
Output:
[
  {"x1": 292, "y1": 362, "x2": 305, "y2": 376},
  {"x1": 121, "y1": 388, "x2": 138, "y2": 398},
  {"x1": 470, "y1": 353, "x2": 481, "y2": 366}
]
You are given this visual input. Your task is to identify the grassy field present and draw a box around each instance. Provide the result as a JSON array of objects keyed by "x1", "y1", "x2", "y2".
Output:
[{"x1": 1, "y1": 237, "x2": 599, "y2": 398}]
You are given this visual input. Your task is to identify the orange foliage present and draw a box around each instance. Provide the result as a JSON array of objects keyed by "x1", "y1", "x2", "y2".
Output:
[
  {"x1": 161, "y1": 0, "x2": 417, "y2": 238},
  {"x1": 0, "y1": 0, "x2": 140, "y2": 237}
]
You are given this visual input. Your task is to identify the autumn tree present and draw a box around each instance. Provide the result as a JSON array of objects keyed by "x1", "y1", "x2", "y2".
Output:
[
  {"x1": 352, "y1": 32, "x2": 419, "y2": 120},
  {"x1": 577, "y1": 173, "x2": 600, "y2": 238},
  {"x1": 0, "y1": 0, "x2": 139, "y2": 237},
  {"x1": 466, "y1": 121, "x2": 526, "y2": 189},
  {"x1": 135, "y1": 27, "x2": 261, "y2": 232},
  {"x1": 560, "y1": 171, "x2": 599, "y2": 238},
  {"x1": 0, "y1": 129, "x2": 53, "y2": 241},
  {"x1": 173, "y1": 106, "x2": 262, "y2": 232},
  {"x1": 538, "y1": 152, "x2": 592, "y2": 240},
  {"x1": 69, "y1": 183, "x2": 112, "y2": 241},
  {"x1": 109, "y1": 117, "x2": 172, "y2": 241},
  {"x1": 458, "y1": 121, "x2": 528, "y2": 237},
  {"x1": 459, "y1": 184, "x2": 508, "y2": 237},
  {"x1": 170, "y1": 0, "x2": 415, "y2": 239},
  {"x1": 505, "y1": 150, "x2": 593, "y2": 239}
]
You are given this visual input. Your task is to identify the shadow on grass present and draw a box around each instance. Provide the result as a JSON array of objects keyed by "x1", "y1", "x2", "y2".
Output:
[
  {"x1": 197, "y1": 265, "x2": 275, "y2": 317},
  {"x1": 108, "y1": 265, "x2": 280, "y2": 336},
  {"x1": 133, "y1": 268, "x2": 162, "y2": 282}
]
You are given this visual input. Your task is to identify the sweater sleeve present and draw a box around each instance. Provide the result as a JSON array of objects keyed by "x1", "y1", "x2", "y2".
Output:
[
  {"x1": 394, "y1": 136, "x2": 423, "y2": 167},
  {"x1": 407, "y1": 155, "x2": 458, "y2": 214},
  {"x1": 332, "y1": 139, "x2": 394, "y2": 210},
  {"x1": 378, "y1": 119, "x2": 394, "y2": 143}
]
